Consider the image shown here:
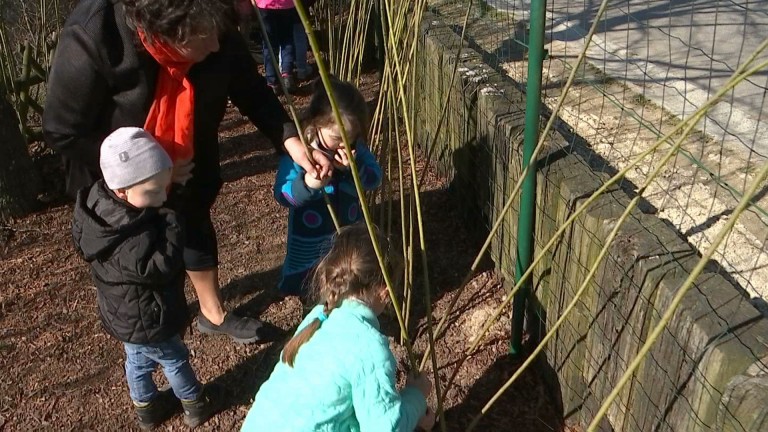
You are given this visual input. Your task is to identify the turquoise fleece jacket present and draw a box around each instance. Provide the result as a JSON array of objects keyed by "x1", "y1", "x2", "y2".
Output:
[{"x1": 241, "y1": 300, "x2": 427, "y2": 431}]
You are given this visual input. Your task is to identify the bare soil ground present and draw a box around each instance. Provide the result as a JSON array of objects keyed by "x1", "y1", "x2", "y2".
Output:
[{"x1": 0, "y1": 72, "x2": 562, "y2": 431}]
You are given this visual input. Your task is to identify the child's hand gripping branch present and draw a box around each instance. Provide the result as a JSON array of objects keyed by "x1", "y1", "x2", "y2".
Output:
[
  {"x1": 314, "y1": 125, "x2": 357, "y2": 171},
  {"x1": 408, "y1": 372, "x2": 437, "y2": 431},
  {"x1": 304, "y1": 141, "x2": 356, "y2": 190},
  {"x1": 304, "y1": 171, "x2": 332, "y2": 190}
]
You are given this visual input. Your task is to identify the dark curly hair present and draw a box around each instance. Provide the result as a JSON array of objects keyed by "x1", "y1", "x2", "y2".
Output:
[
  {"x1": 302, "y1": 76, "x2": 370, "y2": 144},
  {"x1": 122, "y1": 0, "x2": 232, "y2": 44}
]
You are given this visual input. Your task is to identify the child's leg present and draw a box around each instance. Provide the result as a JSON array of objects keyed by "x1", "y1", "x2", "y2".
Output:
[
  {"x1": 150, "y1": 336, "x2": 219, "y2": 428},
  {"x1": 276, "y1": 9, "x2": 296, "y2": 77},
  {"x1": 123, "y1": 342, "x2": 160, "y2": 404},
  {"x1": 259, "y1": 8, "x2": 280, "y2": 86},
  {"x1": 293, "y1": 20, "x2": 310, "y2": 79},
  {"x1": 149, "y1": 335, "x2": 202, "y2": 402},
  {"x1": 277, "y1": 268, "x2": 311, "y2": 298}
]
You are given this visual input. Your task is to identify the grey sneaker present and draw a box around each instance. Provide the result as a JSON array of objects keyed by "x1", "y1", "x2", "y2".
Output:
[{"x1": 197, "y1": 313, "x2": 268, "y2": 344}]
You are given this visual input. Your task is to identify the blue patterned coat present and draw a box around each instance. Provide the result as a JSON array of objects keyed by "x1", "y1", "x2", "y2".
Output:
[{"x1": 274, "y1": 143, "x2": 382, "y2": 295}]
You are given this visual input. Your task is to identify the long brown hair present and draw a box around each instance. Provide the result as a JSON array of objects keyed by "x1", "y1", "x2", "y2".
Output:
[{"x1": 281, "y1": 224, "x2": 398, "y2": 367}]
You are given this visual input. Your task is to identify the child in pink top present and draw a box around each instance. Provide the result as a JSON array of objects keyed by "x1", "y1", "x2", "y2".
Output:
[{"x1": 253, "y1": 0, "x2": 300, "y2": 93}]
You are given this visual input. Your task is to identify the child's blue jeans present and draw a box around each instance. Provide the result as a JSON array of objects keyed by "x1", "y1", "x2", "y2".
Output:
[
  {"x1": 293, "y1": 22, "x2": 310, "y2": 78},
  {"x1": 260, "y1": 8, "x2": 297, "y2": 85},
  {"x1": 123, "y1": 335, "x2": 201, "y2": 403}
]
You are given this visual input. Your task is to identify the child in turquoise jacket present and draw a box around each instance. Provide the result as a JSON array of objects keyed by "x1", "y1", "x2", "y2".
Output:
[
  {"x1": 274, "y1": 77, "x2": 382, "y2": 297},
  {"x1": 241, "y1": 224, "x2": 435, "y2": 431}
]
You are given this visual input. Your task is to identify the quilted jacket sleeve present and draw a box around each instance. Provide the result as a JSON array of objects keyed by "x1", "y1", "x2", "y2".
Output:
[
  {"x1": 115, "y1": 209, "x2": 186, "y2": 285},
  {"x1": 351, "y1": 143, "x2": 382, "y2": 191},
  {"x1": 351, "y1": 335, "x2": 427, "y2": 431}
]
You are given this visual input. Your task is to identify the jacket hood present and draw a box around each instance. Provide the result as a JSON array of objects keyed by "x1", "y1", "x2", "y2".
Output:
[{"x1": 72, "y1": 181, "x2": 155, "y2": 261}]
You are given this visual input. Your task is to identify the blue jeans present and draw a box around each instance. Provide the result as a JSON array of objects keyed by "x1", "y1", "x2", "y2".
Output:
[
  {"x1": 123, "y1": 335, "x2": 201, "y2": 403},
  {"x1": 260, "y1": 8, "x2": 298, "y2": 85},
  {"x1": 293, "y1": 22, "x2": 310, "y2": 77}
]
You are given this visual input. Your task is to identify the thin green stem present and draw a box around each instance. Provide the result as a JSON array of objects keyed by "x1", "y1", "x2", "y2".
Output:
[{"x1": 297, "y1": 0, "x2": 418, "y2": 368}]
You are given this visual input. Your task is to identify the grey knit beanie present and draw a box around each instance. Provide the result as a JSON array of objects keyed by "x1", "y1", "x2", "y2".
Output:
[{"x1": 100, "y1": 127, "x2": 173, "y2": 190}]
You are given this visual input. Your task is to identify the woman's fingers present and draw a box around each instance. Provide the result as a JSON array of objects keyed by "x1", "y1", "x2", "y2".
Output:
[
  {"x1": 173, "y1": 159, "x2": 195, "y2": 185},
  {"x1": 312, "y1": 149, "x2": 334, "y2": 178}
]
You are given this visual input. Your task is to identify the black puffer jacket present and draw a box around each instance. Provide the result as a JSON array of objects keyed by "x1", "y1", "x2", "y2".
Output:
[{"x1": 72, "y1": 181, "x2": 190, "y2": 344}]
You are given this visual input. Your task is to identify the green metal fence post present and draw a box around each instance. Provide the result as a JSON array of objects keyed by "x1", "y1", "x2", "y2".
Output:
[{"x1": 510, "y1": 0, "x2": 546, "y2": 355}]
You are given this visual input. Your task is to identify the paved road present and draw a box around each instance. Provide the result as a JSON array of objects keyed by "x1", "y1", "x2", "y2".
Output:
[{"x1": 487, "y1": 0, "x2": 768, "y2": 157}]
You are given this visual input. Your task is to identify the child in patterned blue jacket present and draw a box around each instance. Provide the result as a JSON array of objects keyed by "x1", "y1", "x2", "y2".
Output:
[
  {"x1": 274, "y1": 77, "x2": 382, "y2": 297},
  {"x1": 241, "y1": 224, "x2": 436, "y2": 431}
]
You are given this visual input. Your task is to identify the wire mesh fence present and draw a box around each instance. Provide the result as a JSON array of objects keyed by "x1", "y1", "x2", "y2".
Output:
[
  {"x1": 427, "y1": 0, "x2": 768, "y2": 312},
  {"x1": 414, "y1": 0, "x2": 768, "y2": 430}
]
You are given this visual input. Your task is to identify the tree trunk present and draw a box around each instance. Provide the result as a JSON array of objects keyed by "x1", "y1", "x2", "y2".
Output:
[{"x1": 0, "y1": 94, "x2": 40, "y2": 223}]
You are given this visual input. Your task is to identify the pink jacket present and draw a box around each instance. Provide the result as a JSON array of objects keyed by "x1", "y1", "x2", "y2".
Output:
[{"x1": 253, "y1": 0, "x2": 294, "y2": 9}]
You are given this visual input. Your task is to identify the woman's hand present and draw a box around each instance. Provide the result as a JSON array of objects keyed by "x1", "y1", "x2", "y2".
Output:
[
  {"x1": 284, "y1": 137, "x2": 333, "y2": 180},
  {"x1": 310, "y1": 148, "x2": 334, "y2": 179},
  {"x1": 304, "y1": 172, "x2": 331, "y2": 190},
  {"x1": 172, "y1": 158, "x2": 194, "y2": 185}
]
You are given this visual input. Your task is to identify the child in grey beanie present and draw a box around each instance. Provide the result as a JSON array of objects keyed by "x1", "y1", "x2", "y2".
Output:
[
  {"x1": 99, "y1": 127, "x2": 173, "y2": 207},
  {"x1": 72, "y1": 127, "x2": 218, "y2": 429}
]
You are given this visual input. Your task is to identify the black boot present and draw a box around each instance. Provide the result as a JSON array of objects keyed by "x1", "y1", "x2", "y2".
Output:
[
  {"x1": 134, "y1": 390, "x2": 179, "y2": 430},
  {"x1": 181, "y1": 384, "x2": 220, "y2": 428},
  {"x1": 280, "y1": 72, "x2": 297, "y2": 95}
]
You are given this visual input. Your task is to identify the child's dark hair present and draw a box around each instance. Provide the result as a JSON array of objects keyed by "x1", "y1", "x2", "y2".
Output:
[
  {"x1": 302, "y1": 76, "x2": 369, "y2": 145},
  {"x1": 281, "y1": 224, "x2": 399, "y2": 367}
]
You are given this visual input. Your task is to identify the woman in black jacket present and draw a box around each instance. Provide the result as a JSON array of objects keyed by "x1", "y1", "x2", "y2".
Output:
[{"x1": 44, "y1": 0, "x2": 333, "y2": 343}]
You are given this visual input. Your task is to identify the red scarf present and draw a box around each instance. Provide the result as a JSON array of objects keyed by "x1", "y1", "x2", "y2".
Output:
[{"x1": 139, "y1": 31, "x2": 195, "y2": 162}]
